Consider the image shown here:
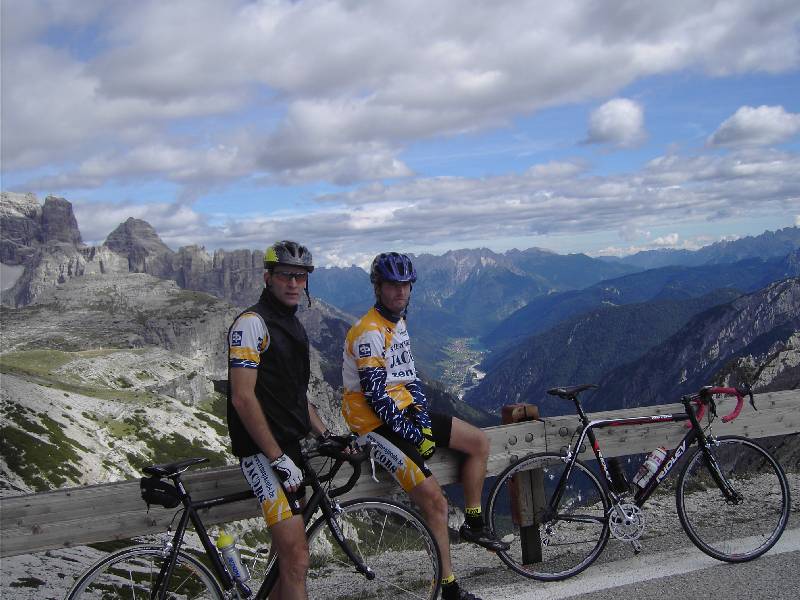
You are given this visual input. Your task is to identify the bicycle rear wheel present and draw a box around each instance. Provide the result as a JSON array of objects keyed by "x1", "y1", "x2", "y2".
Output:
[
  {"x1": 306, "y1": 497, "x2": 442, "y2": 600},
  {"x1": 487, "y1": 452, "x2": 610, "y2": 581},
  {"x1": 677, "y1": 435, "x2": 790, "y2": 562},
  {"x1": 65, "y1": 545, "x2": 224, "y2": 599}
]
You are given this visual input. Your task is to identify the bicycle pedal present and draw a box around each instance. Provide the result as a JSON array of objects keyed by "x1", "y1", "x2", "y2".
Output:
[{"x1": 630, "y1": 540, "x2": 642, "y2": 554}]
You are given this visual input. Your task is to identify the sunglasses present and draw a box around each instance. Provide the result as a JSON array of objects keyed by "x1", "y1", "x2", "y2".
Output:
[{"x1": 272, "y1": 271, "x2": 309, "y2": 283}]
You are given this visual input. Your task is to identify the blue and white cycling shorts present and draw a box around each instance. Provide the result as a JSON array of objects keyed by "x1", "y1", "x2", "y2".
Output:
[
  {"x1": 359, "y1": 412, "x2": 452, "y2": 493},
  {"x1": 240, "y1": 445, "x2": 303, "y2": 527}
]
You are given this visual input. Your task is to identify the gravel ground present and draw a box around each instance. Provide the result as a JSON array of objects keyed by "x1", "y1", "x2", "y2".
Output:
[
  {"x1": 452, "y1": 465, "x2": 799, "y2": 597},
  {"x1": 3, "y1": 465, "x2": 797, "y2": 599}
]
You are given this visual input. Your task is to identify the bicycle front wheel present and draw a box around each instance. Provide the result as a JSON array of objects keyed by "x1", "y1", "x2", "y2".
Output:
[
  {"x1": 306, "y1": 497, "x2": 442, "y2": 600},
  {"x1": 487, "y1": 452, "x2": 610, "y2": 581},
  {"x1": 65, "y1": 545, "x2": 224, "y2": 600},
  {"x1": 677, "y1": 435, "x2": 790, "y2": 562}
]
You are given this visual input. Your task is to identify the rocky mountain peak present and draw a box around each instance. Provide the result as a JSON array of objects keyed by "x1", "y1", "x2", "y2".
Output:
[
  {"x1": 104, "y1": 217, "x2": 174, "y2": 276},
  {"x1": 41, "y1": 195, "x2": 82, "y2": 246},
  {"x1": 0, "y1": 191, "x2": 41, "y2": 220},
  {"x1": 1, "y1": 192, "x2": 42, "y2": 265},
  {"x1": 781, "y1": 247, "x2": 800, "y2": 275},
  {"x1": 1, "y1": 193, "x2": 83, "y2": 265},
  {"x1": 104, "y1": 217, "x2": 171, "y2": 254}
]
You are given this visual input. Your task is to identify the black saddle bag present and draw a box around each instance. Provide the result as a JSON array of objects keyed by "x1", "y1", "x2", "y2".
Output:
[{"x1": 140, "y1": 477, "x2": 181, "y2": 509}]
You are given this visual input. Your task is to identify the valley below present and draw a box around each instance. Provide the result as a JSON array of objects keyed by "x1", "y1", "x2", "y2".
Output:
[{"x1": 437, "y1": 337, "x2": 487, "y2": 400}]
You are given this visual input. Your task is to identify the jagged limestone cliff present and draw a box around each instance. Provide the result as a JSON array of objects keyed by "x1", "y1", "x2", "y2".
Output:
[{"x1": 0, "y1": 194, "x2": 351, "y2": 496}]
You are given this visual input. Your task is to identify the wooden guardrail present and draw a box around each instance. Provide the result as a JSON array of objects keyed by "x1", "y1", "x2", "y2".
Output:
[{"x1": 1, "y1": 390, "x2": 797, "y2": 558}]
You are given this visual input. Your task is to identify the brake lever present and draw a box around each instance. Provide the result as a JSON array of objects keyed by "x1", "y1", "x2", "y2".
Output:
[
  {"x1": 369, "y1": 456, "x2": 379, "y2": 483},
  {"x1": 360, "y1": 439, "x2": 380, "y2": 483},
  {"x1": 742, "y1": 383, "x2": 756, "y2": 411},
  {"x1": 709, "y1": 396, "x2": 718, "y2": 418}
]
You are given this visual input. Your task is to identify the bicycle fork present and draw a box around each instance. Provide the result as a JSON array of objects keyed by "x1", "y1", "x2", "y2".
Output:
[
  {"x1": 322, "y1": 499, "x2": 376, "y2": 581},
  {"x1": 701, "y1": 440, "x2": 743, "y2": 505}
]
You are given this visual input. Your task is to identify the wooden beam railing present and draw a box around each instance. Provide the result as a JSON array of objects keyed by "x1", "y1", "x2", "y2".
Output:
[{"x1": 1, "y1": 390, "x2": 797, "y2": 558}]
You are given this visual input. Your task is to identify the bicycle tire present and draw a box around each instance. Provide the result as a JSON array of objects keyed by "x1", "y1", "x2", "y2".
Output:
[
  {"x1": 65, "y1": 544, "x2": 224, "y2": 600},
  {"x1": 676, "y1": 435, "x2": 790, "y2": 562},
  {"x1": 305, "y1": 497, "x2": 442, "y2": 600},
  {"x1": 487, "y1": 452, "x2": 610, "y2": 581}
]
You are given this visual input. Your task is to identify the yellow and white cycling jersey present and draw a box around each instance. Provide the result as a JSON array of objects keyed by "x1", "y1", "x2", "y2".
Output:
[{"x1": 342, "y1": 306, "x2": 427, "y2": 439}]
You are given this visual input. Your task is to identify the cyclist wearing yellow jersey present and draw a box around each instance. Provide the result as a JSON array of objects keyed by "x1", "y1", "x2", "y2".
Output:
[{"x1": 342, "y1": 252, "x2": 509, "y2": 600}]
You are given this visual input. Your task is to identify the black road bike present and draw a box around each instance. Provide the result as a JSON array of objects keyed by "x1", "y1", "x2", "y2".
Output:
[
  {"x1": 66, "y1": 435, "x2": 442, "y2": 599},
  {"x1": 486, "y1": 384, "x2": 790, "y2": 581}
]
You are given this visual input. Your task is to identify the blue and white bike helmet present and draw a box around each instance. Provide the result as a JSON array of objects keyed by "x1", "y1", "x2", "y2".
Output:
[{"x1": 369, "y1": 252, "x2": 417, "y2": 284}]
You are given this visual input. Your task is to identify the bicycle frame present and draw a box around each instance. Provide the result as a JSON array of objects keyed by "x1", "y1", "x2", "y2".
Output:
[
  {"x1": 550, "y1": 395, "x2": 735, "y2": 516},
  {"x1": 152, "y1": 454, "x2": 370, "y2": 600},
  {"x1": 152, "y1": 485, "x2": 251, "y2": 599}
]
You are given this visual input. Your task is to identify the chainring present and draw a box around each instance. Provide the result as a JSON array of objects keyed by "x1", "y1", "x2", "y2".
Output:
[{"x1": 608, "y1": 503, "x2": 646, "y2": 541}]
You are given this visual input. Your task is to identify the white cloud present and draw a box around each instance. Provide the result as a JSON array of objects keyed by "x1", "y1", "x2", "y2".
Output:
[
  {"x1": 708, "y1": 105, "x2": 800, "y2": 147},
  {"x1": 525, "y1": 160, "x2": 586, "y2": 178},
  {"x1": 26, "y1": 141, "x2": 256, "y2": 189},
  {"x1": 585, "y1": 98, "x2": 646, "y2": 148},
  {"x1": 652, "y1": 233, "x2": 680, "y2": 246},
  {"x1": 66, "y1": 147, "x2": 799, "y2": 265},
  {"x1": 4, "y1": 1, "x2": 800, "y2": 186}
]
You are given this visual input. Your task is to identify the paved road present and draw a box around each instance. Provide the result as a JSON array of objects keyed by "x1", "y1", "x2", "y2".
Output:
[{"x1": 483, "y1": 527, "x2": 800, "y2": 600}]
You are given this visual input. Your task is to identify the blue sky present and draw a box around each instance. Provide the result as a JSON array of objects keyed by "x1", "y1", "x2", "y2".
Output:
[{"x1": 2, "y1": 0, "x2": 799, "y2": 266}]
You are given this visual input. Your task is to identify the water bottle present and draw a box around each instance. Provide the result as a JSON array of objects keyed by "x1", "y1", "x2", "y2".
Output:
[
  {"x1": 632, "y1": 447, "x2": 668, "y2": 489},
  {"x1": 216, "y1": 530, "x2": 250, "y2": 582}
]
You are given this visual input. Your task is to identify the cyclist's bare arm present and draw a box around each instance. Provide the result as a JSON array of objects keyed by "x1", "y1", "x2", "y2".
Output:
[
  {"x1": 229, "y1": 366, "x2": 284, "y2": 461},
  {"x1": 308, "y1": 401, "x2": 329, "y2": 437}
]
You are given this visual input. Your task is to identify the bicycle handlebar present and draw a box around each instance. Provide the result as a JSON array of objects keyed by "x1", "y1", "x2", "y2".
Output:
[
  {"x1": 687, "y1": 384, "x2": 755, "y2": 425},
  {"x1": 302, "y1": 434, "x2": 371, "y2": 498}
]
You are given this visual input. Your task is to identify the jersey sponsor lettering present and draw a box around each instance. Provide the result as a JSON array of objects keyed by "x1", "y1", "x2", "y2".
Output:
[
  {"x1": 363, "y1": 431, "x2": 428, "y2": 492},
  {"x1": 241, "y1": 453, "x2": 292, "y2": 526}
]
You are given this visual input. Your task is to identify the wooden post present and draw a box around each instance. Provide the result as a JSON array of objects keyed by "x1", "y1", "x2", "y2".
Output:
[{"x1": 501, "y1": 403, "x2": 543, "y2": 564}]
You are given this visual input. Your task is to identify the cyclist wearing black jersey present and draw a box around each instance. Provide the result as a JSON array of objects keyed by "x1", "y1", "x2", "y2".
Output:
[
  {"x1": 342, "y1": 252, "x2": 509, "y2": 600},
  {"x1": 227, "y1": 240, "x2": 336, "y2": 600}
]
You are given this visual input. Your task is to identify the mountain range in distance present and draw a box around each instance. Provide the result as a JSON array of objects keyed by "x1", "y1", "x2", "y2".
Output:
[
  {"x1": 1, "y1": 190, "x2": 799, "y2": 510},
  {"x1": 483, "y1": 252, "x2": 800, "y2": 353},
  {"x1": 2, "y1": 191, "x2": 798, "y2": 421}
]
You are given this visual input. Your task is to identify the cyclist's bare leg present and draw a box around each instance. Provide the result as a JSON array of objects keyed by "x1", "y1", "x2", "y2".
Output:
[
  {"x1": 409, "y1": 476, "x2": 454, "y2": 578},
  {"x1": 268, "y1": 514, "x2": 309, "y2": 600},
  {"x1": 448, "y1": 417, "x2": 490, "y2": 509}
]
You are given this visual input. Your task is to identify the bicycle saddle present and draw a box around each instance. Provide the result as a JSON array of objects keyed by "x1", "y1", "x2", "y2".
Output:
[
  {"x1": 143, "y1": 457, "x2": 208, "y2": 477},
  {"x1": 546, "y1": 384, "x2": 598, "y2": 399}
]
